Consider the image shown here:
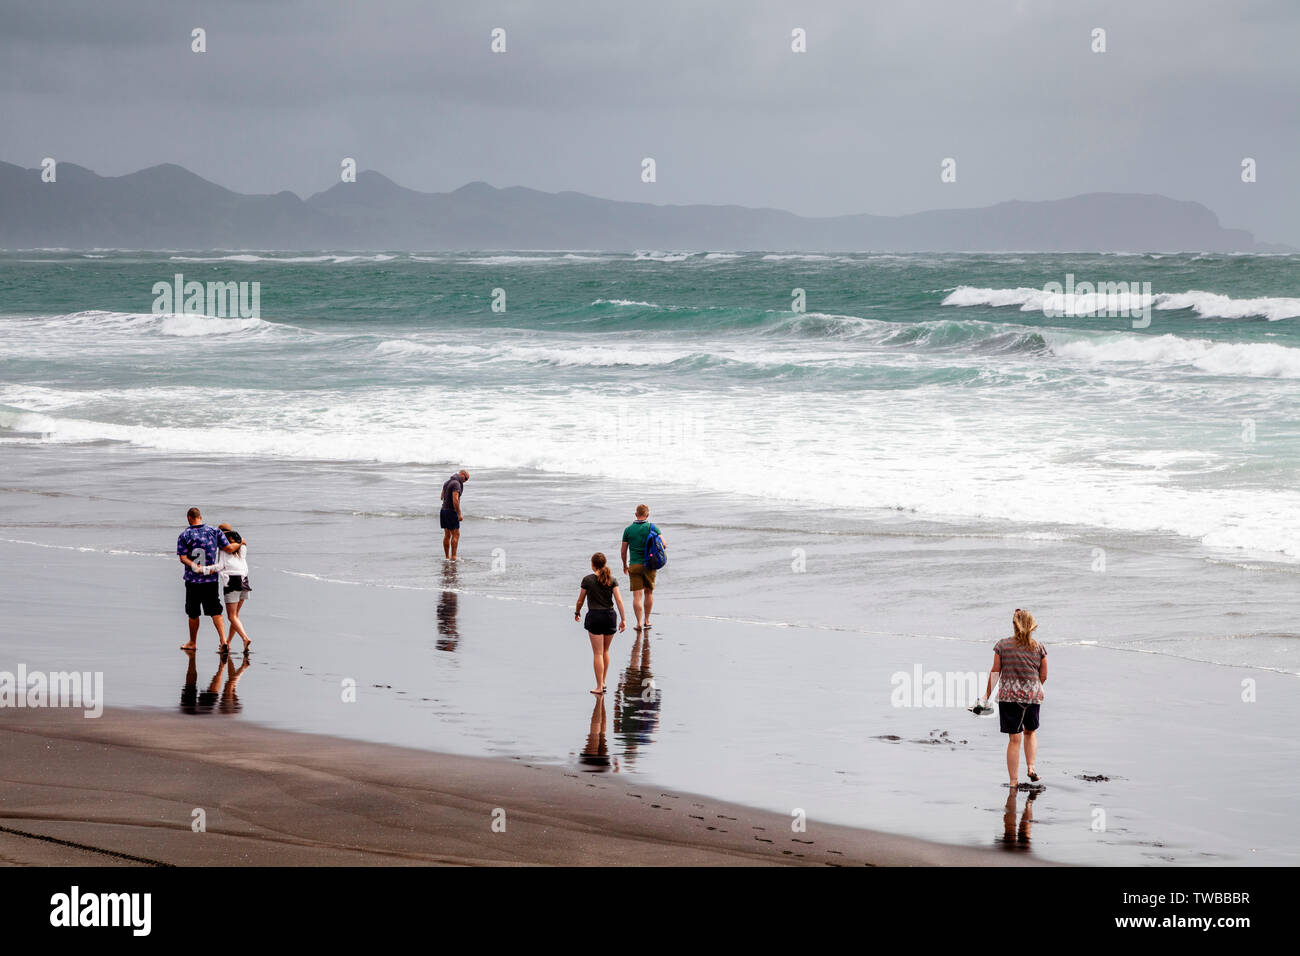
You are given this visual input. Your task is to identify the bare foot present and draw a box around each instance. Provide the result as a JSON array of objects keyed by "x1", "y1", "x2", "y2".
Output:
[
  {"x1": 590, "y1": 688, "x2": 605, "y2": 695},
  {"x1": 1027, "y1": 767, "x2": 1039, "y2": 782},
  {"x1": 179, "y1": 642, "x2": 197, "y2": 651},
  {"x1": 241, "y1": 638, "x2": 252, "y2": 652}
]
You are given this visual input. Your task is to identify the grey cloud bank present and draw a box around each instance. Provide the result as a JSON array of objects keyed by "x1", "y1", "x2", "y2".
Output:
[{"x1": 1, "y1": 1, "x2": 1295, "y2": 244}]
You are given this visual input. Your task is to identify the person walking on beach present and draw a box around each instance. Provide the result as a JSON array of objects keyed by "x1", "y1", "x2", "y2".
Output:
[
  {"x1": 575, "y1": 552, "x2": 627, "y2": 695},
  {"x1": 621, "y1": 504, "x2": 660, "y2": 630},
  {"x1": 980, "y1": 608, "x2": 1048, "y2": 788},
  {"x1": 440, "y1": 469, "x2": 469, "y2": 560},
  {"x1": 176, "y1": 507, "x2": 242, "y2": 653},
  {"x1": 215, "y1": 523, "x2": 252, "y2": 652}
]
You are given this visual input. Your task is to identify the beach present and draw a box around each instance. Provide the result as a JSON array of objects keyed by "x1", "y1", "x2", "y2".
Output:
[
  {"x1": 2, "y1": 251, "x2": 1299, "y2": 866},
  {"x1": 1, "y1": 706, "x2": 1048, "y2": 867}
]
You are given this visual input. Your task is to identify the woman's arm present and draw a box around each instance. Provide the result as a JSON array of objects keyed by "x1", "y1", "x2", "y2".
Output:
[
  {"x1": 574, "y1": 588, "x2": 587, "y2": 621},
  {"x1": 1039, "y1": 652, "x2": 1048, "y2": 683},
  {"x1": 613, "y1": 585, "x2": 627, "y2": 631},
  {"x1": 983, "y1": 652, "x2": 1002, "y2": 701}
]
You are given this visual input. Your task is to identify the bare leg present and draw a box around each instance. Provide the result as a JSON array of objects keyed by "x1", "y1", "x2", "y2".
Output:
[
  {"x1": 227, "y1": 601, "x2": 250, "y2": 649},
  {"x1": 180, "y1": 617, "x2": 200, "y2": 650},
  {"x1": 442, "y1": 528, "x2": 451, "y2": 559},
  {"x1": 450, "y1": 529, "x2": 460, "y2": 560},
  {"x1": 1024, "y1": 729, "x2": 1038, "y2": 780},
  {"x1": 602, "y1": 634, "x2": 614, "y2": 686},
  {"x1": 643, "y1": 589, "x2": 654, "y2": 627},
  {"x1": 212, "y1": 613, "x2": 228, "y2": 649},
  {"x1": 1006, "y1": 732, "x2": 1021, "y2": 787},
  {"x1": 632, "y1": 589, "x2": 645, "y2": 628},
  {"x1": 588, "y1": 632, "x2": 606, "y2": 693}
]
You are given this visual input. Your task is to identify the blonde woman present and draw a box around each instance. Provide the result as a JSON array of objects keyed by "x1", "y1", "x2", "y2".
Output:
[
  {"x1": 574, "y1": 552, "x2": 627, "y2": 695},
  {"x1": 980, "y1": 609, "x2": 1048, "y2": 788}
]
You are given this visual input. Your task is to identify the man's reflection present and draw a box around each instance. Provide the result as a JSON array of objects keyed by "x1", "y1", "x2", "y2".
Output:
[
  {"x1": 436, "y1": 562, "x2": 460, "y2": 652},
  {"x1": 613, "y1": 629, "x2": 661, "y2": 768}
]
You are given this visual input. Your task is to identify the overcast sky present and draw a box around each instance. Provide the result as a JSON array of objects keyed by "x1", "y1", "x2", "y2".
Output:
[{"x1": 3, "y1": 0, "x2": 1297, "y2": 244}]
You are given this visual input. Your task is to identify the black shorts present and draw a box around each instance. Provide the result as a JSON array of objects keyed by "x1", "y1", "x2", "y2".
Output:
[
  {"x1": 185, "y1": 581, "x2": 223, "y2": 618},
  {"x1": 584, "y1": 608, "x2": 618, "y2": 636},
  {"x1": 999, "y1": 701, "x2": 1041, "y2": 734},
  {"x1": 439, "y1": 508, "x2": 460, "y2": 530}
]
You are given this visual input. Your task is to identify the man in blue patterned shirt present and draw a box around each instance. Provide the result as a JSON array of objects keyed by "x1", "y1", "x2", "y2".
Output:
[{"x1": 177, "y1": 507, "x2": 242, "y2": 652}]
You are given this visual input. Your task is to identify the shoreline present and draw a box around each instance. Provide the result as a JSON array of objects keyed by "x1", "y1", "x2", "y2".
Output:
[{"x1": 0, "y1": 707, "x2": 1047, "y2": 867}]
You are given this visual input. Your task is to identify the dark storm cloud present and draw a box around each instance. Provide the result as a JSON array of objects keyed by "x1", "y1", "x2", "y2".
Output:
[{"x1": 2, "y1": 0, "x2": 1296, "y2": 243}]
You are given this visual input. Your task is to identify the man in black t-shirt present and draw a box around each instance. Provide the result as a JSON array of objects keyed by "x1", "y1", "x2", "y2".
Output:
[{"x1": 440, "y1": 469, "x2": 469, "y2": 560}]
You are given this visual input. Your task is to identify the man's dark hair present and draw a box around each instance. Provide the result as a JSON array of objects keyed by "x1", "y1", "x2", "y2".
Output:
[{"x1": 187, "y1": 507, "x2": 202, "y2": 522}]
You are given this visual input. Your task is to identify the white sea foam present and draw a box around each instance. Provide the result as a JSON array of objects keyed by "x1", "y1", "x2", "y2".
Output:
[
  {"x1": 168, "y1": 254, "x2": 396, "y2": 264},
  {"x1": 6, "y1": 382, "x2": 1299, "y2": 561},
  {"x1": 591, "y1": 298, "x2": 664, "y2": 308},
  {"x1": 944, "y1": 286, "x2": 1300, "y2": 321},
  {"x1": 633, "y1": 251, "x2": 693, "y2": 262},
  {"x1": 373, "y1": 337, "x2": 692, "y2": 367},
  {"x1": 460, "y1": 255, "x2": 560, "y2": 265},
  {"x1": 28, "y1": 310, "x2": 266, "y2": 337},
  {"x1": 1048, "y1": 332, "x2": 1300, "y2": 378}
]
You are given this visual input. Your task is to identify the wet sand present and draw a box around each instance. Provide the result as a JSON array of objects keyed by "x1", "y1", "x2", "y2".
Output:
[
  {"x1": 0, "y1": 707, "x2": 1040, "y2": 866},
  {"x1": 2, "y1": 503, "x2": 1298, "y2": 865}
]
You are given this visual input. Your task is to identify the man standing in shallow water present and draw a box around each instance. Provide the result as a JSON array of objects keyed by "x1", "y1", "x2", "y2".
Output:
[
  {"x1": 177, "y1": 507, "x2": 243, "y2": 652},
  {"x1": 621, "y1": 503, "x2": 659, "y2": 630},
  {"x1": 441, "y1": 469, "x2": 469, "y2": 560}
]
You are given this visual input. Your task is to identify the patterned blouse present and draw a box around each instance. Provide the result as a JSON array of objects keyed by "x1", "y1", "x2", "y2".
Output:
[{"x1": 994, "y1": 637, "x2": 1046, "y2": 703}]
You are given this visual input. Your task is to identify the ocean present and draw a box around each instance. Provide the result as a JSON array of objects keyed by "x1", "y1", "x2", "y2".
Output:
[{"x1": 2, "y1": 250, "x2": 1299, "y2": 864}]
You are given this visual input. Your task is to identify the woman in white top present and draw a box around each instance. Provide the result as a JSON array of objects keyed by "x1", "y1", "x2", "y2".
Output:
[{"x1": 216, "y1": 523, "x2": 252, "y2": 652}]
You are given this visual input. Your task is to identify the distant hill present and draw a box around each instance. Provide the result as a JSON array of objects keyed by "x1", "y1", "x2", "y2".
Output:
[{"x1": 0, "y1": 161, "x2": 1278, "y2": 252}]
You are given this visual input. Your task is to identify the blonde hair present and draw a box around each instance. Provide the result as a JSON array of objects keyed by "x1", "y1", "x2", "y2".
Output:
[
  {"x1": 1011, "y1": 608, "x2": 1039, "y2": 650},
  {"x1": 635, "y1": 504, "x2": 649, "y2": 518},
  {"x1": 591, "y1": 552, "x2": 613, "y2": 587}
]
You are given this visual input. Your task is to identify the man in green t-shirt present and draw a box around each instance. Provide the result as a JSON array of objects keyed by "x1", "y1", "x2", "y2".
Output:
[{"x1": 621, "y1": 503, "x2": 659, "y2": 630}]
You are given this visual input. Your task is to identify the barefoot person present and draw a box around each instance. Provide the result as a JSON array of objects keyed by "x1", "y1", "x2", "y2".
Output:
[
  {"x1": 176, "y1": 507, "x2": 241, "y2": 653},
  {"x1": 215, "y1": 523, "x2": 252, "y2": 652},
  {"x1": 980, "y1": 608, "x2": 1048, "y2": 788},
  {"x1": 440, "y1": 469, "x2": 469, "y2": 560},
  {"x1": 620, "y1": 504, "x2": 660, "y2": 630},
  {"x1": 574, "y1": 552, "x2": 627, "y2": 695}
]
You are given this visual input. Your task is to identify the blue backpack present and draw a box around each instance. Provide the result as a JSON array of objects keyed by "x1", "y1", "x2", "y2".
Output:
[{"x1": 644, "y1": 524, "x2": 667, "y2": 571}]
